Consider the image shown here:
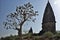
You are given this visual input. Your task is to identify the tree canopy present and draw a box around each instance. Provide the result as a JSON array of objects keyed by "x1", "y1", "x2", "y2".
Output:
[{"x1": 3, "y1": 2, "x2": 38, "y2": 30}]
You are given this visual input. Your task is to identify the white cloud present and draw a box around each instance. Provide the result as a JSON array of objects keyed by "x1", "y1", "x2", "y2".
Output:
[{"x1": 54, "y1": 0, "x2": 60, "y2": 7}]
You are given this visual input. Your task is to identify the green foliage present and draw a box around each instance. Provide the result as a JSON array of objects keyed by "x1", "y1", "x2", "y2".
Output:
[
  {"x1": 34, "y1": 38, "x2": 39, "y2": 40},
  {"x1": 27, "y1": 33, "x2": 32, "y2": 38},
  {"x1": 0, "y1": 35, "x2": 18, "y2": 40},
  {"x1": 34, "y1": 36, "x2": 41, "y2": 40},
  {"x1": 55, "y1": 32, "x2": 60, "y2": 37},
  {"x1": 0, "y1": 32, "x2": 60, "y2": 40},
  {"x1": 1, "y1": 37, "x2": 12, "y2": 40},
  {"x1": 43, "y1": 31, "x2": 54, "y2": 38}
]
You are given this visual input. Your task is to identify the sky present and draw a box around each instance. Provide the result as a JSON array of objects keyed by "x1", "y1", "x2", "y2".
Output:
[{"x1": 0, "y1": 0, "x2": 60, "y2": 37}]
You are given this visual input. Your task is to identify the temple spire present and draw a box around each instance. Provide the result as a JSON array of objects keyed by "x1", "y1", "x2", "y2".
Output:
[
  {"x1": 42, "y1": 1, "x2": 56, "y2": 23},
  {"x1": 48, "y1": 0, "x2": 49, "y2": 1},
  {"x1": 39, "y1": 1, "x2": 56, "y2": 35}
]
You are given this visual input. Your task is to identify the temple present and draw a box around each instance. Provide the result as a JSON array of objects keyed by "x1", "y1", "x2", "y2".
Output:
[{"x1": 39, "y1": 1, "x2": 56, "y2": 35}]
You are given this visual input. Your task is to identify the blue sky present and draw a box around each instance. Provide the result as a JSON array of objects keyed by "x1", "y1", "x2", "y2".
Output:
[{"x1": 0, "y1": 0, "x2": 60, "y2": 37}]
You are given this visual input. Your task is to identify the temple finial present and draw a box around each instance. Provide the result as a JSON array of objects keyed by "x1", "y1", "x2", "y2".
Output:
[
  {"x1": 47, "y1": 0, "x2": 50, "y2": 4},
  {"x1": 48, "y1": 0, "x2": 49, "y2": 2}
]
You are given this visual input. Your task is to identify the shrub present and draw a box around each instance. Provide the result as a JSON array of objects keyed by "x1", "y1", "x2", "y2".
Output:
[{"x1": 43, "y1": 31, "x2": 54, "y2": 38}]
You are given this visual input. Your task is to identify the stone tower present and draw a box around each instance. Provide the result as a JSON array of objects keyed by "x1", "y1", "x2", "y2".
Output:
[{"x1": 39, "y1": 1, "x2": 56, "y2": 35}]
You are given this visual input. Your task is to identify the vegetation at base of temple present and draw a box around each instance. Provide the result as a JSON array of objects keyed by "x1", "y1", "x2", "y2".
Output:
[{"x1": 0, "y1": 31, "x2": 60, "y2": 40}]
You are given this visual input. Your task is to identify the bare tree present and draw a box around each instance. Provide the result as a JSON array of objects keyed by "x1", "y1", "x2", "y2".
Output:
[{"x1": 3, "y1": 2, "x2": 38, "y2": 40}]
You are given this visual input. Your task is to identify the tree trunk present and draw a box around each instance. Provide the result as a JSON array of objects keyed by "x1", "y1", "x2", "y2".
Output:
[
  {"x1": 18, "y1": 19, "x2": 27, "y2": 40},
  {"x1": 18, "y1": 25, "x2": 22, "y2": 40}
]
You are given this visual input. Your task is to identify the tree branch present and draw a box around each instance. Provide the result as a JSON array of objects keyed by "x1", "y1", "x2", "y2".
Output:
[{"x1": 20, "y1": 18, "x2": 27, "y2": 26}]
